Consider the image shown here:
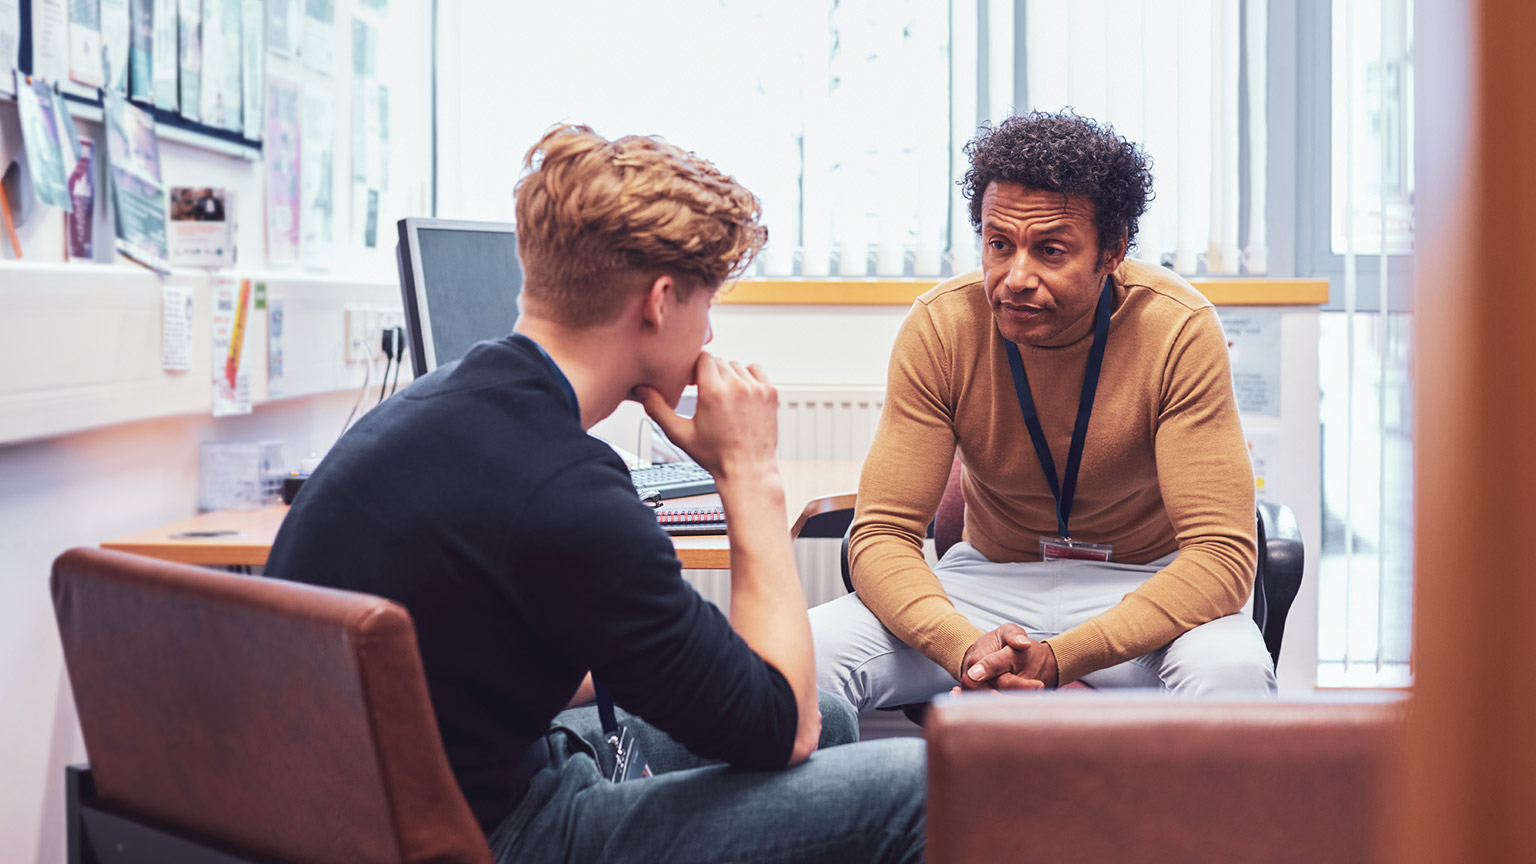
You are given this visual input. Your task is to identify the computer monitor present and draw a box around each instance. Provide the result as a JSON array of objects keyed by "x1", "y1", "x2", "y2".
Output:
[{"x1": 396, "y1": 218, "x2": 523, "y2": 377}]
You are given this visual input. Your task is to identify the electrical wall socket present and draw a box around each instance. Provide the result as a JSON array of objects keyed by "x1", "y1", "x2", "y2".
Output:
[{"x1": 344, "y1": 306, "x2": 407, "y2": 362}]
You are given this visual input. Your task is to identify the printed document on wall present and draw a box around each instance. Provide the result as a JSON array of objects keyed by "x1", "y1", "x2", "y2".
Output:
[
  {"x1": 177, "y1": 0, "x2": 201, "y2": 121},
  {"x1": 211, "y1": 277, "x2": 253, "y2": 416},
  {"x1": 267, "y1": 294, "x2": 285, "y2": 398},
  {"x1": 31, "y1": 0, "x2": 70, "y2": 83},
  {"x1": 14, "y1": 72, "x2": 73, "y2": 210},
  {"x1": 69, "y1": 0, "x2": 106, "y2": 87},
  {"x1": 1217, "y1": 309, "x2": 1283, "y2": 418},
  {"x1": 1, "y1": 1, "x2": 20, "y2": 95},
  {"x1": 162, "y1": 281, "x2": 194, "y2": 371},
  {"x1": 240, "y1": 0, "x2": 263, "y2": 138},
  {"x1": 299, "y1": 92, "x2": 335, "y2": 268},
  {"x1": 264, "y1": 77, "x2": 301, "y2": 263},
  {"x1": 265, "y1": 0, "x2": 300, "y2": 57},
  {"x1": 302, "y1": 0, "x2": 335, "y2": 75},
  {"x1": 104, "y1": 90, "x2": 170, "y2": 271},
  {"x1": 100, "y1": 0, "x2": 130, "y2": 95},
  {"x1": 149, "y1": 0, "x2": 177, "y2": 109}
]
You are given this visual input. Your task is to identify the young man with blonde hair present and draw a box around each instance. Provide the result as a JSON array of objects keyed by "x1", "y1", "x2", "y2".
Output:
[{"x1": 267, "y1": 125, "x2": 925, "y2": 863}]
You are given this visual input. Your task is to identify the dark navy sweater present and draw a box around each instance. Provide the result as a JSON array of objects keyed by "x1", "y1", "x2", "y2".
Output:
[{"x1": 266, "y1": 334, "x2": 796, "y2": 832}]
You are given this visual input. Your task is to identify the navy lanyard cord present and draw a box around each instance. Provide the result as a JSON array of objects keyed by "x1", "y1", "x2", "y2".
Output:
[{"x1": 1002, "y1": 274, "x2": 1113, "y2": 540}]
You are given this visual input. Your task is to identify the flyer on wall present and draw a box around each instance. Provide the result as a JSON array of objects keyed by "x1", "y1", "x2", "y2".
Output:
[
  {"x1": 265, "y1": 0, "x2": 301, "y2": 57},
  {"x1": 267, "y1": 295, "x2": 285, "y2": 398},
  {"x1": 66, "y1": 139, "x2": 97, "y2": 259},
  {"x1": 150, "y1": 0, "x2": 178, "y2": 110},
  {"x1": 69, "y1": 0, "x2": 106, "y2": 88},
  {"x1": 240, "y1": 0, "x2": 264, "y2": 139},
  {"x1": 264, "y1": 77, "x2": 301, "y2": 263},
  {"x1": 103, "y1": 91, "x2": 170, "y2": 272},
  {"x1": 129, "y1": 0, "x2": 154, "y2": 101},
  {"x1": 100, "y1": 0, "x2": 131, "y2": 96},
  {"x1": 197, "y1": 0, "x2": 228, "y2": 128},
  {"x1": 168, "y1": 186, "x2": 235, "y2": 268},
  {"x1": 299, "y1": 92, "x2": 335, "y2": 268},
  {"x1": 30, "y1": 0, "x2": 69, "y2": 84},
  {"x1": 211, "y1": 277, "x2": 253, "y2": 417},
  {"x1": 302, "y1": 0, "x2": 336, "y2": 76},
  {"x1": 1, "y1": 0, "x2": 20, "y2": 96},
  {"x1": 14, "y1": 72, "x2": 72, "y2": 211},
  {"x1": 177, "y1": 0, "x2": 202, "y2": 121}
]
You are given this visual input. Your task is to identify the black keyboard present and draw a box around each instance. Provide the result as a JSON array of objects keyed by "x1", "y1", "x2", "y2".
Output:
[{"x1": 630, "y1": 462, "x2": 717, "y2": 500}]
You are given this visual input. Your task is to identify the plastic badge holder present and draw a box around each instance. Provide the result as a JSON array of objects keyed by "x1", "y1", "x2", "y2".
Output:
[{"x1": 198, "y1": 440, "x2": 286, "y2": 511}]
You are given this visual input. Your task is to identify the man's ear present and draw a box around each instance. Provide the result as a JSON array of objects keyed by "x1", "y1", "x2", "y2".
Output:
[
  {"x1": 1099, "y1": 233, "x2": 1129, "y2": 273},
  {"x1": 640, "y1": 274, "x2": 675, "y2": 333}
]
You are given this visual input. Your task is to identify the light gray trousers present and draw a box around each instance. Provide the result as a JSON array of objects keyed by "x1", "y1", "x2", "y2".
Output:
[{"x1": 810, "y1": 542, "x2": 1278, "y2": 710}]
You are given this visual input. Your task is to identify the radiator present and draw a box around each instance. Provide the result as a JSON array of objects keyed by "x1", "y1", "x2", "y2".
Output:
[{"x1": 684, "y1": 386, "x2": 885, "y2": 610}]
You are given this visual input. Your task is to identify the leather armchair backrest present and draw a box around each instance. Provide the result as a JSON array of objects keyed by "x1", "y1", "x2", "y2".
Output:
[
  {"x1": 926, "y1": 693, "x2": 1405, "y2": 864},
  {"x1": 51, "y1": 547, "x2": 492, "y2": 864}
]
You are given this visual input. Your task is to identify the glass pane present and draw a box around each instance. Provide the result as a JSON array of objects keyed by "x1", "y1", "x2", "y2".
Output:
[
  {"x1": 1330, "y1": 0, "x2": 1415, "y2": 256},
  {"x1": 1316, "y1": 310, "x2": 1414, "y2": 687}
]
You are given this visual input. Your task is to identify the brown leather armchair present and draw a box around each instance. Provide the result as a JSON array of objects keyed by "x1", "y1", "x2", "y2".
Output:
[
  {"x1": 924, "y1": 691, "x2": 1405, "y2": 864},
  {"x1": 52, "y1": 547, "x2": 492, "y2": 864}
]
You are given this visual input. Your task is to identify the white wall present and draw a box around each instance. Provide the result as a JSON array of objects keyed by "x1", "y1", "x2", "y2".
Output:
[
  {"x1": 0, "y1": 391, "x2": 363, "y2": 864},
  {"x1": 0, "y1": 2, "x2": 432, "y2": 860}
]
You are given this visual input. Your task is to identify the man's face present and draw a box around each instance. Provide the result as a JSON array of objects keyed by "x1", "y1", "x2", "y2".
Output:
[
  {"x1": 651, "y1": 283, "x2": 716, "y2": 407},
  {"x1": 980, "y1": 182, "x2": 1122, "y2": 346}
]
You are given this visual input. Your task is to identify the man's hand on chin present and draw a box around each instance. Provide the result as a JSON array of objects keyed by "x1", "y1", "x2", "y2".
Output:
[{"x1": 959, "y1": 622, "x2": 1060, "y2": 691}]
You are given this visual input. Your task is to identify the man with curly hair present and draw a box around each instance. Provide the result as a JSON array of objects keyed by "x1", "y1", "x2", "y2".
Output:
[
  {"x1": 812, "y1": 110, "x2": 1276, "y2": 708},
  {"x1": 268, "y1": 125, "x2": 925, "y2": 863}
]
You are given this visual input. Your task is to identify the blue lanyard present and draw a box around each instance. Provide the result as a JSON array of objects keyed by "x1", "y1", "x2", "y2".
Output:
[
  {"x1": 1002, "y1": 275, "x2": 1113, "y2": 541},
  {"x1": 516, "y1": 334, "x2": 580, "y2": 422}
]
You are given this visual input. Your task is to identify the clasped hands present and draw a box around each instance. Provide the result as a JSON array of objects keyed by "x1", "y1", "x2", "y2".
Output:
[{"x1": 958, "y1": 622, "x2": 1059, "y2": 691}]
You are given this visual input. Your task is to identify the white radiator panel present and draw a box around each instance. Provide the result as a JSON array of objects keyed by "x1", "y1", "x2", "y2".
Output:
[{"x1": 775, "y1": 386, "x2": 886, "y2": 461}]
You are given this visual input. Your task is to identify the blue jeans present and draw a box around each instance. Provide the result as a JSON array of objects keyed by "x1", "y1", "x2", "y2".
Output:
[{"x1": 488, "y1": 692, "x2": 925, "y2": 863}]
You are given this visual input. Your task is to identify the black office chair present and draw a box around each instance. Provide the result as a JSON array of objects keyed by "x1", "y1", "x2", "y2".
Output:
[{"x1": 796, "y1": 460, "x2": 1306, "y2": 671}]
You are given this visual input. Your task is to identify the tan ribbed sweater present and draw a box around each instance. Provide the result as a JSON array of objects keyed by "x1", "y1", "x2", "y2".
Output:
[{"x1": 849, "y1": 259, "x2": 1257, "y2": 685}]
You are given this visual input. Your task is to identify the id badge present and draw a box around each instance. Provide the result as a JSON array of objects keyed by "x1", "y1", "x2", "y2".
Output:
[
  {"x1": 1040, "y1": 537, "x2": 1113, "y2": 562},
  {"x1": 607, "y1": 725, "x2": 654, "y2": 783}
]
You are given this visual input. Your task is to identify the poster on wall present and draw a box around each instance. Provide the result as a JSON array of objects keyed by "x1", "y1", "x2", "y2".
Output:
[
  {"x1": 264, "y1": 77, "x2": 301, "y2": 263},
  {"x1": 69, "y1": 0, "x2": 106, "y2": 88},
  {"x1": 177, "y1": 0, "x2": 202, "y2": 121},
  {"x1": 150, "y1": 0, "x2": 178, "y2": 109},
  {"x1": 14, "y1": 72, "x2": 72, "y2": 210},
  {"x1": 302, "y1": 0, "x2": 335, "y2": 76},
  {"x1": 240, "y1": 0, "x2": 263, "y2": 139},
  {"x1": 2, "y1": 0, "x2": 21, "y2": 95},
  {"x1": 197, "y1": 0, "x2": 228, "y2": 128},
  {"x1": 31, "y1": 0, "x2": 69, "y2": 83},
  {"x1": 162, "y1": 281, "x2": 194, "y2": 371},
  {"x1": 169, "y1": 186, "x2": 234, "y2": 268},
  {"x1": 66, "y1": 139, "x2": 96, "y2": 259},
  {"x1": 104, "y1": 91, "x2": 170, "y2": 272},
  {"x1": 267, "y1": 295, "x2": 285, "y2": 398},
  {"x1": 211, "y1": 277, "x2": 254, "y2": 417},
  {"x1": 129, "y1": 0, "x2": 153, "y2": 100},
  {"x1": 265, "y1": 0, "x2": 300, "y2": 57},
  {"x1": 1216, "y1": 309, "x2": 1284, "y2": 418},
  {"x1": 101, "y1": 0, "x2": 130, "y2": 96},
  {"x1": 299, "y1": 92, "x2": 335, "y2": 268}
]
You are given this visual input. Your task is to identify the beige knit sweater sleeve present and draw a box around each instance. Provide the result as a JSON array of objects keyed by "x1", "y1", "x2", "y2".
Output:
[{"x1": 848, "y1": 303, "x2": 986, "y2": 679}]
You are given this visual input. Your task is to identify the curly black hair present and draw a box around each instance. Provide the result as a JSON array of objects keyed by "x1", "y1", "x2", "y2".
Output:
[{"x1": 963, "y1": 110, "x2": 1154, "y2": 262}]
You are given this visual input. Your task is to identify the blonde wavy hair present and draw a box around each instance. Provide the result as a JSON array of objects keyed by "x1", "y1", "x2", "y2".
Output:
[{"x1": 514, "y1": 124, "x2": 768, "y2": 327}]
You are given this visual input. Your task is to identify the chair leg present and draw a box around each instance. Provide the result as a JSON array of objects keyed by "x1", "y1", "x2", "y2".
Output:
[{"x1": 67, "y1": 765, "x2": 96, "y2": 864}]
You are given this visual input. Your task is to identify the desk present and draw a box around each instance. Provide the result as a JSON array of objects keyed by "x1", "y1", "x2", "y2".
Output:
[{"x1": 102, "y1": 460, "x2": 864, "y2": 571}]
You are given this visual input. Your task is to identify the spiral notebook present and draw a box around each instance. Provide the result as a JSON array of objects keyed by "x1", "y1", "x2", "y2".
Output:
[{"x1": 655, "y1": 505, "x2": 727, "y2": 536}]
